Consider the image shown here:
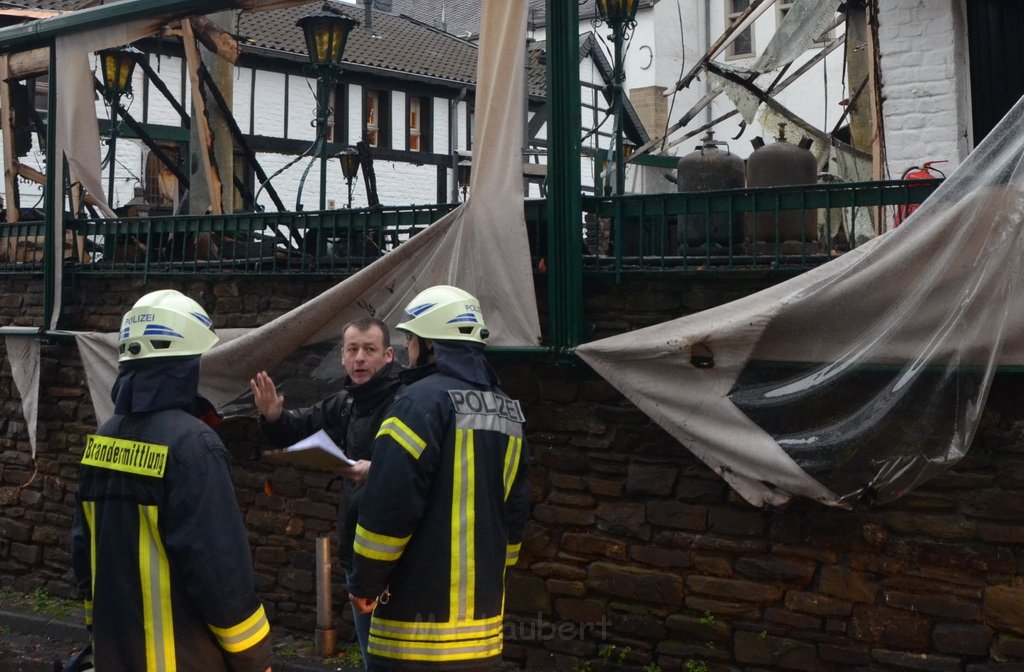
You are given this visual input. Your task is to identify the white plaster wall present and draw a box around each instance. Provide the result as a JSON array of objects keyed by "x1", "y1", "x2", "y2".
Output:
[
  {"x1": 391, "y1": 90, "x2": 405, "y2": 151},
  {"x1": 433, "y1": 96, "x2": 450, "y2": 153},
  {"x1": 346, "y1": 83, "x2": 363, "y2": 146},
  {"x1": 234, "y1": 66, "x2": 255, "y2": 136},
  {"x1": 253, "y1": 70, "x2": 287, "y2": 137},
  {"x1": 286, "y1": 74, "x2": 318, "y2": 142},
  {"x1": 876, "y1": 0, "x2": 970, "y2": 174}
]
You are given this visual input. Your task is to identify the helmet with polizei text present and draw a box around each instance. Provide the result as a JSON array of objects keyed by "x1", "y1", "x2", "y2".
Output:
[
  {"x1": 396, "y1": 285, "x2": 489, "y2": 344},
  {"x1": 118, "y1": 289, "x2": 219, "y2": 362}
]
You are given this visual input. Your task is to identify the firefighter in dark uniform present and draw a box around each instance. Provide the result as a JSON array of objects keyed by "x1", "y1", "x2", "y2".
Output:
[
  {"x1": 71, "y1": 289, "x2": 273, "y2": 672},
  {"x1": 348, "y1": 285, "x2": 530, "y2": 672}
]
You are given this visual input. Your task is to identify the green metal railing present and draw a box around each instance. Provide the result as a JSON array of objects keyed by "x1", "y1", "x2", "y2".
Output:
[{"x1": 0, "y1": 179, "x2": 940, "y2": 278}]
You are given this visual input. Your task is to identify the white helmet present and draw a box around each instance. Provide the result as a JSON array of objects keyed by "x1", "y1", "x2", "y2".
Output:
[
  {"x1": 118, "y1": 289, "x2": 219, "y2": 362},
  {"x1": 396, "y1": 285, "x2": 489, "y2": 344}
]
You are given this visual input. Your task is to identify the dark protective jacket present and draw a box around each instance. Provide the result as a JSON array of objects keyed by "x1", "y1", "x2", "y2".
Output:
[
  {"x1": 349, "y1": 343, "x2": 530, "y2": 670},
  {"x1": 260, "y1": 360, "x2": 402, "y2": 569},
  {"x1": 71, "y1": 358, "x2": 272, "y2": 672}
]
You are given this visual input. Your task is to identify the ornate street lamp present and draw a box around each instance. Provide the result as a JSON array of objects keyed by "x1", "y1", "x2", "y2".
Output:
[
  {"x1": 295, "y1": 4, "x2": 359, "y2": 211},
  {"x1": 593, "y1": 0, "x2": 639, "y2": 197},
  {"x1": 457, "y1": 160, "x2": 472, "y2": 202},
  {"x1": 98, "y1": 47, "x2": 139, "y2": 206},
  {"x1": 337, "y1": 147, "x2": 360, "y2": 208}
]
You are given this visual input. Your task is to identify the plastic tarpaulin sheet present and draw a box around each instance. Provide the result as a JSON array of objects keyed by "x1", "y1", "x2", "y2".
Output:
[
  {"x1": 577, "y1": 94, "x2": 1024, "y2": 509},
  {"x1": 78, "y1": 0, "x2": 539, "y2": 426}
]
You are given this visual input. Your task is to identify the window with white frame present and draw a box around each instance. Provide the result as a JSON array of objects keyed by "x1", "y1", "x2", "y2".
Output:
[{"x1": 727, "y1": 0, "x2": 754, "y2": 59}]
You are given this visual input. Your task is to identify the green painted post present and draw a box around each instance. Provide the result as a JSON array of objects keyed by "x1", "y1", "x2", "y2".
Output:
[
  {"x1": 545, "y1": 0, "x2": 583, "y2": 348},
  {"x1": 42, "y1": 42, "x2": 57, "y2": 330}
]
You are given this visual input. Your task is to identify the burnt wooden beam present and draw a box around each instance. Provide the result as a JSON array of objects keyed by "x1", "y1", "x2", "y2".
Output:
[{"x1": 197, "y1": 59, "x2": 286, "y2": 212}]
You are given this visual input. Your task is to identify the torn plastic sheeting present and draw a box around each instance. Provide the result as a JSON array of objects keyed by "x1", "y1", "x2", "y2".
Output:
[
  {"x1": 4, "y1": 335, "x2": 40, "y2": 458},
  {"x1": 751, "y1": 0, "x2": 843, "y2": 74},
  {"x1": 577, "y1": 92, "x2": 1024, "y2": 509}
]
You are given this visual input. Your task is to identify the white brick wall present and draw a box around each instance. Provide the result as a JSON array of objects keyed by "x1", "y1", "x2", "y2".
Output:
[{"x1": 876, "y1": 0, "x2": 971, "y2": 174}]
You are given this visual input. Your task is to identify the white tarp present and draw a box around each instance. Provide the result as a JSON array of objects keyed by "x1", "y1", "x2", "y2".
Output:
[
  {"x1": 577, "y1": 93, "x2": 1024, "y2": 509},
  {"x1": 4, "y1": 335, "x2": 40, "y2": 457},
  {"x1": 78, "y1": 0, "x2": 540, "y2": 426}
]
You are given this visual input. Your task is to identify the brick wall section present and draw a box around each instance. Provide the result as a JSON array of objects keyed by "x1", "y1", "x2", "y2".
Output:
[{"x1": 3, "y1": 273, "x2": 1024, "y2": 669}]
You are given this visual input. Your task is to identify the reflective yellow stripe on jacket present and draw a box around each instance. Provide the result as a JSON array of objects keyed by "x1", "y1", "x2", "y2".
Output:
[
  {"x1": 368, "y1": 614, "x2": 504, "y2": 662},
  {"x1": 81, "y1": 501, "x2": 97, "y2": 626},
  {"x1": 451, "y1": 428, "x2": 476, "y2": 620},
  {"x1": 138, "y1": 505, "x2": 175, "y2": 672}
]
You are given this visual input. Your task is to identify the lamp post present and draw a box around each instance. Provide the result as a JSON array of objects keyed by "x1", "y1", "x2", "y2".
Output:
[
  {"x1": 457, "y1": 160, "x2": 471, "y2": 202},
  {"x1": 296, "y1": 4, "x2": 358, "y2": 211},
  {"x1": 593, "y1": 0, "x2": 638, "y2": 197},
  {"x1": 338, "y1": 147, "x2": 360, "y2": 208},
  {"x1": 98, "y1": 46, "x2": 139, "y2": 206}
]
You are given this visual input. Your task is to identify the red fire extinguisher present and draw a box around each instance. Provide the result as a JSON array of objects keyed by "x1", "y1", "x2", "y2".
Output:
[{"x1": 895, "y1": 160, "x2": 946, "y2": 226}]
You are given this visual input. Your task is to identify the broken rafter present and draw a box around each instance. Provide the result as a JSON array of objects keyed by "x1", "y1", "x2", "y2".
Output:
[
  {"x1": 197, "y1": 60, "x2": 287, "y2": 213},
  {"x1": 669, "y1": 0, "x2": 777, "y2": 95},
  {"x1": 181, "y1": 18, "x2": 223, "y2": 214}
]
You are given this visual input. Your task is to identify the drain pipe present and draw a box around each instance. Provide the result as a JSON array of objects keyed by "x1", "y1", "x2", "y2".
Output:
[
  {"x1": 704, "y1": 0, "x2": 713, "y2": 127},
  {"x1": 450, "y1": 86, "x2": 468, "y2": 203},
  {"x1": 315, "y1": 536, "x2": 336, "y2": 656}
]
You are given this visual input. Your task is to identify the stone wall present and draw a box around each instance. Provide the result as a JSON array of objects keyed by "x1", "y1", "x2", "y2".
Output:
[{"x1": 3, "y1": 272, "x2": 1024, "y2": 670}]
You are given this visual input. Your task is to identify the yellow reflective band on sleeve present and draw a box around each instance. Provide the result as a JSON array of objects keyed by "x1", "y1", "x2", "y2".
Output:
[
  {"x1": 138, "y1": 505, "x2": 175, "y2": 672},
  {"x1": 83, "y1": 599, "x2": 93, "y2": 626},
  {"x1": 505, "y1": 542, "x2": 521, "y2": 567},
  {"x1": 376, "y1": 417, "x2": 427, "y2": 460},
  {"x1": 83, "y1": 434, "x2": 168, "y2": 478},
  {"x1": 502, "y1": 436, "x2": 522, "y2": 501},
  {"x1": 353, "y1": 524, "x2": 411, "y2": 561},
  {"x1": 208, "y1": 604, "x2": 270, "y2": 653}
]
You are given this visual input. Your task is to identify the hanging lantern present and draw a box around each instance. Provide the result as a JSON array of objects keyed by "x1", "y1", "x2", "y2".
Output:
[{"x1": 297, "y1": 3, "x2": 359, "y2": 68}]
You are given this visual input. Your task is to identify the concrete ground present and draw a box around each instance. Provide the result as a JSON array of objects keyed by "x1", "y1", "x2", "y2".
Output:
[{"x1": 0, "y1": 604, "x2": 361, "y2": 672}]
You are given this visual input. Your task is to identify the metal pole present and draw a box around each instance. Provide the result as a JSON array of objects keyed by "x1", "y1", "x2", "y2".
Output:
[
  {"x1": 315, "y1": 536, "x2": 336, "y2": 656},
  {"x1": 318, "y1": 75, "x2": 329, "y2": 211},
  {"x1": 43, "y1": 42, "x2": 57, "y2": 331},
  {"x1": 107, "y1": 98, "x2": 118, "y2": 206},
  {"x1": 613, "y1": 22, "x2": 626, "y2": 197},
  {"x1": 545, "y1": 0, "x2": 583, "y2": 348}
]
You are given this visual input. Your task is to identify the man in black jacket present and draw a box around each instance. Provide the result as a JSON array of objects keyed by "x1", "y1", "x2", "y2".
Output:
[
  {"x1": 250, "y1": 317, "x2": 402, "y2": 665},
  {"x1": 72, "y1": 289, "x2": 273, "y2": 672},
  {"x1": 349, "y1": 286, "x2": 529, "y2": 672}
]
